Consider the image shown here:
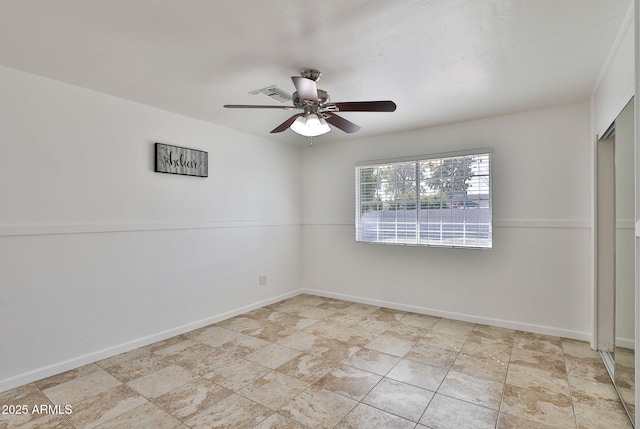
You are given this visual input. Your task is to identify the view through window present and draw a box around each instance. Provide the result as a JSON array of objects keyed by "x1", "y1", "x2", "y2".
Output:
[{"x1": 355, "y1": 149, "x2": 492, "y2": 248}]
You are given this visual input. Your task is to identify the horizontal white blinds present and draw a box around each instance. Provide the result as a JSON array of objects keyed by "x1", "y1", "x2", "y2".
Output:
[{"x1": 355, "y1": 150, "x2": 492, "y2": 249}]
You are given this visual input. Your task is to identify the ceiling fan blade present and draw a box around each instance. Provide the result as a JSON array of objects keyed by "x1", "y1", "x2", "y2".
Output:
[
  {"x1": 325, "y1": 113, "x2": 361, "y2": 134},
  {"x1": 270, "y1": 114, "x2": 302, "y2": 133},
  {"x1": 330, "y1": 101, "x2": 397, "y2": 112},
  {"x1": 224, "y1": 104, "x2": 296, "y2": 109},
  {"x1": 291, "y1": 76, "x2": 318, "y2": 103}
]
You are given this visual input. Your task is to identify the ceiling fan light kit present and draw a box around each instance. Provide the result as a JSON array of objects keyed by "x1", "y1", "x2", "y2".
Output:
[
  {"x1": 224, "y1": 69, "x2": 396, "y2": 140},
  {"x1": 290, "y1": 113, "x2": 331, "y2": 137}
]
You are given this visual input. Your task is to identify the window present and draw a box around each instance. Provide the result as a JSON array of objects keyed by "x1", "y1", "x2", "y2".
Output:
[{"x1": 355, "y1": 149, "x2": 492, "y2": 249}]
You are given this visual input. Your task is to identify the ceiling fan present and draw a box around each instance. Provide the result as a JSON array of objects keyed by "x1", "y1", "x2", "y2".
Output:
[{"x1": 224, "y1": 69, "x2": 396, "y2": 138}]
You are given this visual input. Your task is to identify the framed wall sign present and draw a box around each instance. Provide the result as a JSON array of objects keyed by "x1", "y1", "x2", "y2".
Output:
[{"x1": 155, "y1": 143, "x2": 208, "y2": 177}]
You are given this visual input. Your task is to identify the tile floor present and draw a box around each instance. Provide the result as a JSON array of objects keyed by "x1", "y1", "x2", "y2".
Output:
[{"x1": 0, "y1": 294, "x2": 634, "y2": 429}]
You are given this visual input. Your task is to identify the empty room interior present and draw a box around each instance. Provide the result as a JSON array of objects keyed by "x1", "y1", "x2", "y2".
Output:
[{"x1": 1, "y1": 1, "x2": 640, "y2": 428}]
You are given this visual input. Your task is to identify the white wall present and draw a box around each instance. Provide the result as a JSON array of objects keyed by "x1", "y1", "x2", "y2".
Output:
[
  {"x1": 592, "y1": 3, "x2": 635, "y2": 139},
  {"x1": 0, "y1": 66, "x2": 303, "y2": 391},
  {"x1": 301, "y1": 102, "x2": 592, "y2": 339}
]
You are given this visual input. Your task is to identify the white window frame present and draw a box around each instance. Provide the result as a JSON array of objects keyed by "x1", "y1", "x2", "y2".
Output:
[{"x1": 355, "y1": 148, "x2": 493, "y2": 249}]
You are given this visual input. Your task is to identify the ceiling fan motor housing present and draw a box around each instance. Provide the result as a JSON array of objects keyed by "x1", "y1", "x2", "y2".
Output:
[{"x1": 293, "y1": 89, "x2": 330, "y2": 109}]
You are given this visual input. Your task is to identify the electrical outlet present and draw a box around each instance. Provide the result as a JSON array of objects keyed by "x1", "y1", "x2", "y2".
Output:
[{"x1": 258, "y1": 275, "x2": 267, "y2": 286}]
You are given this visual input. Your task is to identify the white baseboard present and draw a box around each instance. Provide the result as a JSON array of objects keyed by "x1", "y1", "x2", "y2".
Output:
[
  {"x1": 301, "y1": 288, "x2": 591, "y2": 342},
  {"x1": 616, "y1": 337, "x2": 636, "y2": 349},
  {"x1": 1, "y1": 287, "x2": 593, "y2": 393},
  {"x1": 0, "y1": 290, "x2": 300, "y2": 393}
]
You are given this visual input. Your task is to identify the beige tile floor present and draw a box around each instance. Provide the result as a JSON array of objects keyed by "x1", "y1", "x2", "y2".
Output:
[{"x1": 0, "y1": 294, "x2": 634, "y2": 429}]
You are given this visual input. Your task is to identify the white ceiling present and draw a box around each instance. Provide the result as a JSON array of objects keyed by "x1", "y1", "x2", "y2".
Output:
[{"x1": 0, "y1": 0, "x2": 631, "y2": 145}]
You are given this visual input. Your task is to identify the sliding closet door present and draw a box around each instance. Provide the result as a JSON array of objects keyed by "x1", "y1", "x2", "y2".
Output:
[{"x1": 614, "y1": 99, "x2": 635, "y2": 422}]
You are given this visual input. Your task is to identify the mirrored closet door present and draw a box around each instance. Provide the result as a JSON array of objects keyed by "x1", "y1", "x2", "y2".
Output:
[
  {"x1": 598, "y1": 98, "x2": 635, "y2": 426},
  {"x1": 613, "y1": 99, "x2": 635, "y2": 423}
]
